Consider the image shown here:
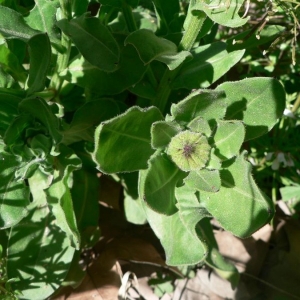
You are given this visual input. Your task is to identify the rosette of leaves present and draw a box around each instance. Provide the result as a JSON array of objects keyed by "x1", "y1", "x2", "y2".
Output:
[{"x1": 93, "y1": 77, "x2": 285, "y2": 286}]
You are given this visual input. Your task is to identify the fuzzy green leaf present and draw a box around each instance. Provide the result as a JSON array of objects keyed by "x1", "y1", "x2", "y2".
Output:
[
  {"x1": 200, "y1": 218, "x2": 240, "y2": 288},
  {"x1": 0, "y1": 5, "x2": 40, "y2": 40},
  {"x1": 25, "y1": 0, "x2": 60, "y2": 45},
  {"x1": 0, "y1": 152, "x2": 30, "y2": 228},
  {"x1": 18, "y1": 97, "x2": 62, "y2": 144},
  {"x1": 46, "y1": 146, "x2": 82, "y2": 249},
  {"x1": 151, "y1": 121, "x2": 181, "y2": 149},
  {"x1": 213, "y1": 120, "x2": 245, "y2": 160},
  {"x1": 63, "y1": 99, "x2": 119, "y2": 145},
  {"x1": 143, "y1": 152, "x2": 186, "y2": 215},
  {"x1": 7, "y1": 203, "x2": 75, "y2": 300},
  {"x1": 200, "y1": 151, "x2": 274, "y2": 237},
  {"x1": 217, "y1": 77, "x2": 286, "y2": 140},
  {"x1": 171, "y1": 89, "x2": 227, "y2": 125},
  {"x1": 185, "y1": 169, "x2": 221, "y2": 193},
  {"x1": 140, "y1": 181, "x2": 209, "y2": 265},
  {"x1": 57, "y1": 14, "x2": 120, "y2": 72},
  {"x1": 61, "y1": 45, "x2": 146, "y2": 95},
  {"x1": 125, "y1": 29, "x2": 191, "y2": 70},
  {"x1": 27, "y1": 33, "x2": 51, "y2": 95},
  {"x1": 93, "y1": 106, "x2": 163, "y2": 173},
  {"x1": 0, "y1": 93, "x2": 20, "y2": 136},
  {"x1": 193, "y1": 0, "x2": 249, "y2": 28},
  {"x1": 172, "y1": 42, "x2": 245, "y2": 89}
]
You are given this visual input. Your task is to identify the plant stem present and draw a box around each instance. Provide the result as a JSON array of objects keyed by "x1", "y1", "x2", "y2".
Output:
[
  {"x1": 153, "y1": 10, "x2": 206, "y2": 113},
  {"x1": 292, "y1": 92, "x2": 300, "y2": 113},
  {"x1": 49, "y1": 0, "x2": 72, "y2": 96},
  {"x1": 122, "y1": 1, "x2": 137, "y2": 32}
]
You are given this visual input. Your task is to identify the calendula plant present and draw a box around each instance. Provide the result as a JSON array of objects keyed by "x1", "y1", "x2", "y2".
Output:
[{"x1": 0, "y1": 0, "x2": 286, "y2": 298}]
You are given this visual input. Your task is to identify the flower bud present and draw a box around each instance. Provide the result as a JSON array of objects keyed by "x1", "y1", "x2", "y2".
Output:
[{"x1": 167, "y1": 130, "x2": 211, "y2": 172}]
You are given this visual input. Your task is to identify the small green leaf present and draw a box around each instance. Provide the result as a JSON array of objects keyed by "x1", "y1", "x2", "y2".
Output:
[
  {"x1": 25, "y1": 0, "x2": 60, "y2": 45},
  {"x1": 93, "y1": 106, "x2": 163, "y2": 173},
  {"x1": 0, "y1": 5, "x2": 40, "y2": 41},
  {"x1": 124, "y1": 193, "x2": 147, "y2": 225},
  {"x1": 57, "y1": 14, "x2": 120, "y2": 72},
  {"x1": 172, "y1": 42, "x2": 245, "y2": 89},
  {"x1": 71, "y1": 169, "x2": 100, "y2": 247},
  {"x1": 151, "y1": 121, "x2": 181, "y2": 149},
  {"x1": 7, "y1": 205, "x2": 75, "y2": 299},
  {"x1": 185, "y1": 169, "x2": 221, "y2": 193},
  {"x1": 18, "y1": 97, "x2": 63, "y2": 145},
  {"x1": 27, "y1": 33, "x2": 52, "y2": 95},
  {"x1": 193, "y1": 0, "x2": 249, "y2": 28},
  {"x1": 143, "y1": 151, "x2": 186, "y2": 215},
  {"x1": 187, "y1": 117, "x2": 212, "y2": 137},
  {"x1": 46, "y1": 146, "x2": 82, "y2": 249},
  {"x1": 216, "y1": 77, "x2": 286, "y2": 140},
  {"x1": 0, "y1": 43, "x2": 27, "y2": 83},
  {"x1": 63, "y1": 99, "x2": 120, "y2": 145},
  {"x1": 213, "y1": 120, "x2": 245, "y2": 160},
  {"x1": 280, "y1": 185, "x2": 300, "y2": 202},
  {"x1": 125, "y1": 29, "x2": 191, "y2": 70},
  {"x1": 0, "y1": 152, "x2": 30, "y2": 228},
  {"x1": 171, "y1": 89, "x2": 227, "y2": 125},
  {"x1": 200, "y1": 152, "x2": 274, "y2": 237}
]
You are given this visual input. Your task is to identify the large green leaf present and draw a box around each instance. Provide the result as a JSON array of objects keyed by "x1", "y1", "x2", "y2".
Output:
[
  {"x1": 125, "y1": 29, "x2": 191, "y2": 70},
  {"x1": 93, "y1": 106, "x2": 163, "y2": 173},
  {"x1": 46, "y1": 146, "x2": 82, "y2": 249},
  {"x1": 25, "y1": 0, "x2": 60, "y2": 45},
  {"x1": 0, "y1": 5, "x2": 40, "y2": 40},
  {"x1": 172, "y1": 42, "x2": 245, "y2": 89},
  {"x1": 200, "y1": 151, "x2": 274, "y2": 237},
  {"x1": 0, "y1": 152, "x2": 30, "y2": 228},
  {"x1": 140, "y1": 178, "x2": 209, "y2": 265},
  {"x1": 27, "y1": 33, "x2": 52, "y2": 95},
  {"x1": 171, "y1": 89, "x2": 227, "y2": 125},
  {"x1": 145, "y1": 209, "x2": 208, "y2": 265},
  {"x1": 7, "y1": 193, "x2": 75, "y2": 300},
  {"x1": 143, "y1": 151, "x2": 186, "y2": 215},
  {"x1": 63, "y1": 98, "x2": 120, "y2": 145},
  {"x1": 193, "y1": 0, "x2": 249, "y2": 28},
  {"x1": 61, "y1": 45, "x2": 146, "y2": 95},
  {"x1": 57, "y1": 14, "x2": 120, "y2": 72},
  {"x1": 216, "y1": 77, "x2": 286, "y2": 140}
]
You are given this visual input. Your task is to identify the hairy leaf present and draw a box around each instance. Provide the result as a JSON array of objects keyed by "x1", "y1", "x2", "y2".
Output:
[
  {"x1": 217, "y1": 77, "x2": 286, "y2": 140},
  {"x1": 93, "y1": 106, "x2": 163, "y2": 173}
]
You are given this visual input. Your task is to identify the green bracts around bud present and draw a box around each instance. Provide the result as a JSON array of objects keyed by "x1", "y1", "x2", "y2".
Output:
[{"x1": 167, "y1": 130, "x2": 211, "y2": 172}]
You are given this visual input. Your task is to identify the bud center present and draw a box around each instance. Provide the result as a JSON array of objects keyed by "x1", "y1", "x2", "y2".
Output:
[{"x1": 183, "y1": 144, "x2": 195, "y2": 158}]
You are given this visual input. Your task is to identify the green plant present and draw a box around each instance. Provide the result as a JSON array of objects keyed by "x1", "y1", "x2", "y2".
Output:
[{"x1": 0, "y1": 0, "x2": 287, "y2": 298}]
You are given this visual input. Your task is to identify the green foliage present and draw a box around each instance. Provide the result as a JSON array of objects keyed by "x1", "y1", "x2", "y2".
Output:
[{"x1": 0, "y1": 0, "x2": 293, "y2": 298}]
